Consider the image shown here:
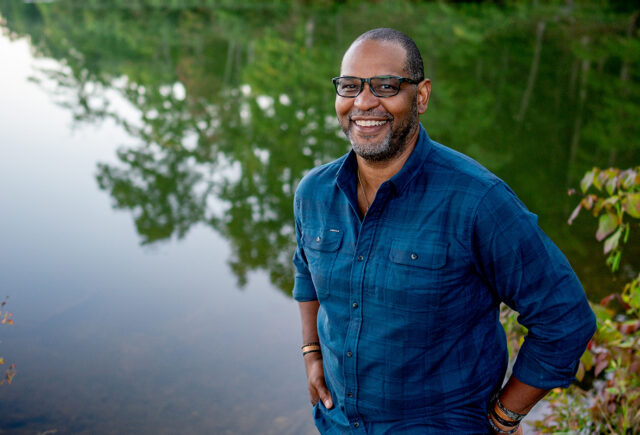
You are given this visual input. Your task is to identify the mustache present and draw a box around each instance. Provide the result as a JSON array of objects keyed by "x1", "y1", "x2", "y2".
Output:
[{"x1": 348, "y1": 110, "x2": 393, "y2": 120}]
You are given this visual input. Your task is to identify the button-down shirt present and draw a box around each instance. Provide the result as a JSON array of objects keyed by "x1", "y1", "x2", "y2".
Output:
[{"x1": 293, "y1": 125, "x2": 596, "y2": 433}]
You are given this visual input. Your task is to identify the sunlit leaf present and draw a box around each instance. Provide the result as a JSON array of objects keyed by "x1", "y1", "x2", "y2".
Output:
[
  {"x1": 580, "y1": 350, "x2": 594, "y2": 371},
  {"x1": 603, "y1": 227, "x2": 622, "y2": 254},
  {"x1": 596, "y1": 212, "x2": 618, "y2": 242},
  {"x1": 593, "y1": 168, "x2": 605, "y2": 190},
  {"x1": 568, "y1": 203, "x2": 581, "y2": 225},
  {"x1": 580, "y1": 170, "x2": 595, "y2": 193},
  {"x1": 624, "y1": 193, "x2": 640, "y2": 218},
  {"x1": 605, "y1": 176, "x2": 618, "y2": 196},
  {"x1": 575, "y1": 361, "x2": 585, "y2": 381},
  {"x1": 621, "y1": 169, "x2": 637, "y2": 189}
]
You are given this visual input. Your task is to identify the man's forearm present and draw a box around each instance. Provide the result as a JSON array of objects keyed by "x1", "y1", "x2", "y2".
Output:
[
  {"x1": 298, "y1": 300, "x2": 334, "y2": 408},
  {"x1": 488, "y1": 375, "x2": 549, "y2": 433},
  {"x1": 499, "y1": 375, "x2": 549, "y2": 414},
  {"x1": 299, "y1": 300, "x2": 320, "y2": 345}
]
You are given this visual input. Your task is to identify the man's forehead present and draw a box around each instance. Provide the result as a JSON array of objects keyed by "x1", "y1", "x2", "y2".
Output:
[{"x1": 340, "y1": 39, "x2": 407, "y2": 76}]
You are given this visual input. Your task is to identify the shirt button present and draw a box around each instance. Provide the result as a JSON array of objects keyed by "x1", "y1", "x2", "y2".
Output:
[
  {"x1": 352, "y1": 302, "x2": 358, "y2": 309},
  {"x1": 347, "y1": 392, "x2": 353, "y2": 397},
  {"x1": 410, "y1": 253, "x2": 418, "y2": 260},
  {"x1": 346, "y1": 351, "x2": 353, "y2": 357},
  {"x1": 353, "y1": 422, "x2": 360, "y2": 428},
  {"x1": 316, "y1": 236, "x2": 322, "y2": 242},
  {"x1": 357, "y1": 255, "x2": 364, "y2": 261}
]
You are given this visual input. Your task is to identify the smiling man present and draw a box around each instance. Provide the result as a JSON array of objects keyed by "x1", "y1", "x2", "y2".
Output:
[{"x1": 292, "y1": 28, "x2": 596, "y2": 434}]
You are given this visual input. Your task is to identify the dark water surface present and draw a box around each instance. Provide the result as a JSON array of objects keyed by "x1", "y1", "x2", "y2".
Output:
[{"x1": 0, "y1": 1, "x2": 639, "y2": 434}]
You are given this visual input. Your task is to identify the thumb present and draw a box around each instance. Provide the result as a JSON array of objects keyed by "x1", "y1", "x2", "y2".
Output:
[{"x1": 318, "y1": 385, "x2": 333, "y2": 409}]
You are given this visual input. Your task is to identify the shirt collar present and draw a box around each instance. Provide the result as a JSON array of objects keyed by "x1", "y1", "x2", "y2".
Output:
[
  {"x1": 335, "y1": 123, "x2": 432, "y2": 200},
  {"x1": 388, "y1": 123, "x2": 432, "y2": 194}
]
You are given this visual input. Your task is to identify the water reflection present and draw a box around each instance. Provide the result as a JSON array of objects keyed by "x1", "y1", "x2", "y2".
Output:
[
  {"x1": 1, "y1": 2, "x2": 640, "y2": 434},
  {"x1": 2, "y1": 2, "x2": 639, "y2": 296}
]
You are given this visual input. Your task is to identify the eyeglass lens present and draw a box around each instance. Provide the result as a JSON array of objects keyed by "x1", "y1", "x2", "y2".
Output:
[{"x1": 335, "y1": 77, "x2": 401, "y2": 97}]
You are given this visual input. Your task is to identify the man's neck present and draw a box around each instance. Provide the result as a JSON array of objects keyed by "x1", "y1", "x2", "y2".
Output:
[{"x1": 356, "y1": 125, "x2": 420, "y2": 192}]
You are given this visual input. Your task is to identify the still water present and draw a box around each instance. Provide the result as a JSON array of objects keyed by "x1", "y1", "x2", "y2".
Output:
[
  {"x1": 0, "y1": 35, "x2": 314, "y2": 434},
  {"x1": 1, "y1": 1, "x2": 639, "y2": 434}
]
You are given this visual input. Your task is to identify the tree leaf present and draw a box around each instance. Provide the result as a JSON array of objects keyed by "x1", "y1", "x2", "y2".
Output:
[
  {"x1": 568, "y1": 203, "x2": 581, "y2": 224},
  {"x1": 580, "y1": 349, "x2": 594, "y2": 371},
  {"x1": 596, "y1": 212, "x2": 618, "y2": 242},
  {"x1": 593, "y1": 168, "x2": 605, "y2": 190},
  {"x1": 575, "y1": 361, "x2": 585, "y2": 381},
  {"x1": 580, "y1": 170, "x2": 595, "y2": 193},
  {"x1": 624, "y1": 193, "x2": 640, "y2": 218},
  {"x1": 621, "y1": 169, "x2": 637, "y2": 189},
  {"x1": 603, "y1": 227, "x2": 622, "y2": 254},
  {"x1": 605, "y1": 176, "x2": 618, "y2": 195}
]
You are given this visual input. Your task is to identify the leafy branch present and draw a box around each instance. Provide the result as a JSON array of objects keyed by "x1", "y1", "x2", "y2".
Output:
[{"x1": 568, "y1": 167, "x2": 640, "y2": 272}]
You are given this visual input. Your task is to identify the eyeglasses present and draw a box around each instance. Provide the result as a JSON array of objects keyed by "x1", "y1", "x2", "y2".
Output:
[{"x1": 332, "y1": 75, "x2": 420, "y2": 98}]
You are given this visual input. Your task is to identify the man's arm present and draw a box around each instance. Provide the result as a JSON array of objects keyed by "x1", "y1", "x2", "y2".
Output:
[
  {"x1": 299, "y1": 300, "x2": 333, "y2": 409},
  {"x1": 472, "y1": 182, "x2": 596, "y2": 432},
  {"x1": 489, "y1": 376, "x2": 548, "y2": 433}
]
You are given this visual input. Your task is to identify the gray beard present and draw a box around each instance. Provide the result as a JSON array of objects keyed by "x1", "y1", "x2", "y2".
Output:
[{"x1": 345, "y1": 97, "x2": 418, "y2": 162}]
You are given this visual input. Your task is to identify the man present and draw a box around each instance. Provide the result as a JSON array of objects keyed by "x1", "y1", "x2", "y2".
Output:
[{"x1": 292, "y1": 28, "x2": 596, "y2": 434}]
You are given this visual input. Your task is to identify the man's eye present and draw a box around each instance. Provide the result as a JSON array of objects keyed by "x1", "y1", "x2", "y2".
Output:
[
  {"x1": 341, "y1": 83, "x2": 358, "y2": 90},
  {"x1": 377, "y1": 82, "x2": 399, "y2": 90}
]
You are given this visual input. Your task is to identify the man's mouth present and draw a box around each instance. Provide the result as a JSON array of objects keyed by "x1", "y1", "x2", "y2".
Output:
[{"x1": 353, "y1": 119, "x2": 388, "y2": 127}]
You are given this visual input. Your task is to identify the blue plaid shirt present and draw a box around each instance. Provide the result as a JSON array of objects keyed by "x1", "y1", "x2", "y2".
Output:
[{"x1": 293, "y1": 125, "x2": 596, "y2": 433}]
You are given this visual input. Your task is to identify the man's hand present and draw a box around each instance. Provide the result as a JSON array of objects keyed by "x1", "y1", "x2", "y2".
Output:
[{"x1": 304, "y1": 352, "x2": 333, "y2": 409}]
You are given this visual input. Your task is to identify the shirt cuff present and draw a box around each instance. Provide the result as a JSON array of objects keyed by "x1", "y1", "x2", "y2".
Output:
[
  {"x1": 512, "y1": 341, "x2": 581, "y2": 389},
  {"x1": 293, "y1": 275, "x2": 317, "y2": 302}
]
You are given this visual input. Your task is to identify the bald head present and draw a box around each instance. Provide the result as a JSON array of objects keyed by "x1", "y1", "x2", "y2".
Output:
[{"x1": 344, "y1": 28, "x2": 424, "y2": 82}]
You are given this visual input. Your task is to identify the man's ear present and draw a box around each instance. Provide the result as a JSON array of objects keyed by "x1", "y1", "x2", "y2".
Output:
[{"x1": 417, "y1": 79, "x2": 431, "y2": 114}]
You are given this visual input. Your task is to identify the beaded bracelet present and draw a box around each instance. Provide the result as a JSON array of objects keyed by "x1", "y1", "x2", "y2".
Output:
[
  {"x1": 487, "y1": 413, "x2": 520, "y2": 434},
  {"x1": 496, "y1": 397, "x2": 526, "y2": 422}
]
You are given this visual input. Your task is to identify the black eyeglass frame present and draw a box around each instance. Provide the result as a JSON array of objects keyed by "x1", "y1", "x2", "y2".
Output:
[{"x1": 331, "y1": 75, "x2": 422, "y2": 98}]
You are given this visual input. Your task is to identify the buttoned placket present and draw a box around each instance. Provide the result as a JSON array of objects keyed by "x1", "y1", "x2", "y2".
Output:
[{"x1": 341, "y1": 180, "x2": 392, "y2": 434}]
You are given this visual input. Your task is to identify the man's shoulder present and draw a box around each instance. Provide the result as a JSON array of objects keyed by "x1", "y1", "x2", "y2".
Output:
[
  {"x1": 426, "y1": 140, "x2": 502, "y2": 193},
  {"x1": 295, "y1": 152, "x2": 349, "y2": 198}
]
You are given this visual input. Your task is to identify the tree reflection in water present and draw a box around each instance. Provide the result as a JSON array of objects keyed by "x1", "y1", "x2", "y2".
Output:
[{"x1": 1, "y1": 0, "x2": 638, "y2": 298}]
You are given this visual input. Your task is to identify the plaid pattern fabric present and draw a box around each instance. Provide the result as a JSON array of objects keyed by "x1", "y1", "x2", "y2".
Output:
[{"x1": 293, "y1": 125, "x2": 596, "y2": 433}]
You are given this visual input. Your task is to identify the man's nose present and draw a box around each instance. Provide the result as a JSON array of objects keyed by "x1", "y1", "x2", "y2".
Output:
[{"x1": 354, "y1": 83, "x2": 380, "y2": 111}]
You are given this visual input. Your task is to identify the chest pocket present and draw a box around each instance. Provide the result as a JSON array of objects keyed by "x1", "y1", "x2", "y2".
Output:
[
  {"x1": 302, "y1": 227, "x2": 343, "y2": 299},
  {"x1": 383, "y1": 238, "x2": 449, "y2": 313}
]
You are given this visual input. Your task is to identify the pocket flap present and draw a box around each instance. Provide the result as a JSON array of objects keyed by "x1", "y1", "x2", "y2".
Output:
[
  {"x1": 303, "y1": 228, "x2": 343, "y2": 252},
  {"x1": 388, "y1": 238, "x2": 448, "y2": 269}
]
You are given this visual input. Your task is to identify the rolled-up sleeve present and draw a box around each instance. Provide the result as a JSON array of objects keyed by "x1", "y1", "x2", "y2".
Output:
[
  {"x1": 472, "y1": 182, "x2": 596, "y2": 389},
  {"x1": 292, "y1": 195, "x2": 317, "y2": 302}
]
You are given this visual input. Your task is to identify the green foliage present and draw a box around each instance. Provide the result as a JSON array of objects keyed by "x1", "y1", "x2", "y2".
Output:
[
  {"x1": 1, "y1": 1, "x2": 639, "y2": 296},
  {"x1": 528, "y1": 167, "x2": 640, "y2": 433},
  {"x1": 569, "y1": 167, "x2": 640, "y2": 272}
]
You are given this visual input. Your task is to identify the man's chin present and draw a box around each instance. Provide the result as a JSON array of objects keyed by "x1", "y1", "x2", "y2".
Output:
[{"x1": 351, "y1": 142, "x2": 397, "y2": 162}]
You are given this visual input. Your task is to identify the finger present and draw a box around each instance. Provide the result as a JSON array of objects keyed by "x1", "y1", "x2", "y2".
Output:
[{"x1": 316, "y1": 384, "x2": 333, "y2": 409}]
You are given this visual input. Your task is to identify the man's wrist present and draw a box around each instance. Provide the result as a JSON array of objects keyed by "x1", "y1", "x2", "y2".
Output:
[{"x1": 488, "y1": 394, "x2": 526, "y2": 434}]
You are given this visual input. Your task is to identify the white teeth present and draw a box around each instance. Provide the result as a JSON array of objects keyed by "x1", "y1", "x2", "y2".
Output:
[{"x1": 354, "y1": 119, "x2": 387, "y2": 127}]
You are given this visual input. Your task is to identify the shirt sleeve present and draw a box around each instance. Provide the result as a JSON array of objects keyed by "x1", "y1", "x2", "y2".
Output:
[
  {"x1": 292, "y1": 195, "x2": 318, "y2": 302},
  {"x1": 472, "y1": 182, "x2": 596, "y2": 389}
]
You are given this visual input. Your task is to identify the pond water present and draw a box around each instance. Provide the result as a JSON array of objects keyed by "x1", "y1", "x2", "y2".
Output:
[{"x1": 0, "y1": 2, "x2": 638, "y2": 434}]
